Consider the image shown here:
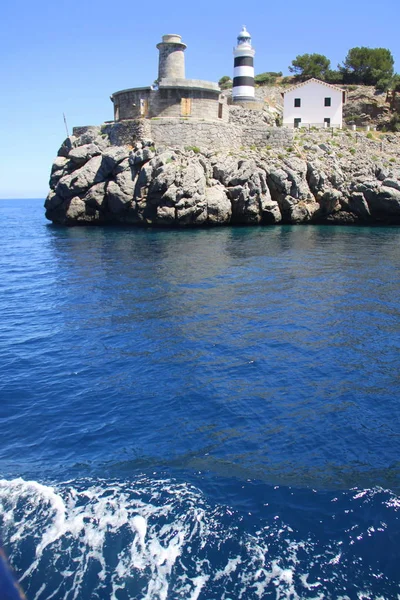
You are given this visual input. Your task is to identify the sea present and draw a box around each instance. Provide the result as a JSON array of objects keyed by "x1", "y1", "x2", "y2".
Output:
[{"x1": 0, "y1": 198, "x2": 399, "y2": 600}]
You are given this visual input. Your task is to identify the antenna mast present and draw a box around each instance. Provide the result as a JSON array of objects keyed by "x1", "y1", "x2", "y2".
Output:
[{"x1": 63, "y1": 113, "x2": 69, "y2": 137}]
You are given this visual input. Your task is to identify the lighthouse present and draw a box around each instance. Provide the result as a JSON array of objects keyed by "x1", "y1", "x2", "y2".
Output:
[
  {"x1": 232, "y1": 26, "x2": 255, "y2": 102},
  {"x1": 156, "y1": 34, "x2": 187, "y2": 82}
]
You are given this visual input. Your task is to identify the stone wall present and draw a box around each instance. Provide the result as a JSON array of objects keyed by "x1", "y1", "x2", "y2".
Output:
[
  {"x1": 149, "y1": 119, "x2": 293, "y2": 150},
  {"x1": 73, "y1": 121, "x2": 152, "y2": 147},
  {"x1": 73, "y1": 120, "x2": 293, "y2": 150},
  {"x1": 242, "y1": 125, "x2": 293, "y2": 147},
  {"x1": 149, "y1": 119, "x2": 241, "y2": 149}
]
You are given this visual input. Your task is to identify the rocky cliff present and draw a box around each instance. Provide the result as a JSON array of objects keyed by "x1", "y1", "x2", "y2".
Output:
[{"x1": 45, "y1": 125, "x2": 400, "y2": 226}]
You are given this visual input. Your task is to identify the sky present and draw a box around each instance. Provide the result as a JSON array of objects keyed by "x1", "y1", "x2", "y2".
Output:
[{"x1": 0, "y1": 0, "x2": 399, "y2": 198}]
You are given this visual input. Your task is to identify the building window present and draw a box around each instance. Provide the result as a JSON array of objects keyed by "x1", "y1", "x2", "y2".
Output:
[
  {"x1": 342, "y1": 91, "x2": 346, "y2": 104},
  {"x1": 324, "y1": 97, "x2": 331, "y2": 107},
  {"x1": 294, "y1": 118, "x2": 302, "y2": 128},
  {"x1": 294, "y1": 98, "x2": 301, "y2": 107},
  {"x1": 324, "y1": 118, "x2": 331, "y2": 126}
]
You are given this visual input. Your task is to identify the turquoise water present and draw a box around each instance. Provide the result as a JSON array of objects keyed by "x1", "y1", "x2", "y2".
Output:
[{"x1": 0, "y1": 199, "x2": 400, "y2": 599}]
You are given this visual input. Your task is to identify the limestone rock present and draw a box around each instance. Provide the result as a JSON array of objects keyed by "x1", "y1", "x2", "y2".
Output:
[
  {"x1": 49, "y1": 157, "x2": 73, "y2": 189},
  {"x1": 83, "y1": 182, "x2": 107, "y2": 209},
  {"x1": 107, "y1": 181, "x2": 133, "y2": 215},
  {"x1": 319, "y1": 189, "x2": 342, "y2": 215},
  {"x1": 176, "y1": 195, "x2": 207, "y2": 226},
  {"x1": 45, "y1": 127, "x2": 400, "y2": 227},
  {"x1": 206, "y1": 184, "x2": 231, "y2": 224},
  {"x1": 66, "y1": 197, "x2": 86, "y2": 221},
  {"x1": 348, "y1": 192, "x2": 371, "y2": 220},
  {"x1": 364, "y1": 185, "x2": 400, "y2": 218},
  {"x1": 44, "y1": 191, "x2": 64, "y2": 211},
  {"x1": 156, "y1": 205, "x2": 175, "y2": 226},
  {"x1": 56, "y1": 155, "x2": 104, "y2": 198},
  {"x1": 57, "y1": 136, "x2": 77, "y2": 158},
  {"x1": 68, "y1": 144, "x2": 101, "y2": 166},
  {"x1": 260, "y1": 198, "x2": 282, "y2": 224},
  {"x1": 280, "y1": 196, "x2": 318, "y2": 223},
  {"x1": 382, "y1": 178, "x2": 400, "y2": 192}
]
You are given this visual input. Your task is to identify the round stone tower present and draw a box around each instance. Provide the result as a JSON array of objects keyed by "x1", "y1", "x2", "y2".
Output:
[
  {"x1": 232, "y1": 26, "x2": 255, "y2": 102},
  {"x1": 156, "y1": 34, "x2": 187, "y2": 81}
]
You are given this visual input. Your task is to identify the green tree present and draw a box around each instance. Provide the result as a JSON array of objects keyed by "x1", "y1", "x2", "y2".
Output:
[
  {"x1": 386, "y1": 112, "x2": 400, "y2": 132},
  {"x1": 391, "y1": 74, "x2": 400, "y2": 92},
  {"x1": 324, "y1": 69, "x2": 344, "y2": 84},
  {"x1": 339, "y1": 47, "x2": 394, "y2": 85},
  {"x1": 288, "y1": 53, "x2": 331, "y2": 80},
  {"x1": 218, "y1": 75, "x2": 232, "y2": 90}
]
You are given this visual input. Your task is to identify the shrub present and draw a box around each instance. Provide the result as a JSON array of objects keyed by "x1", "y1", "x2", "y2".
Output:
[
  {"x1": 387, "y1": 113, "x2": 400, "y2": 132},
  {"x1": 185, "y1": 146, "x2": 201, "y2": 153},
  {"x1": 366, "y1": 132, "x2": 374, "y2": 139},
  {"x1": 254, "y1": 71, "x2": 282, "y2": 85},
  {"x1": 349, "y1": 148, "x2": 356, "y2": 155},
  {"x1": 218, "y1": 76, "x2": 232, "y2": 90}
]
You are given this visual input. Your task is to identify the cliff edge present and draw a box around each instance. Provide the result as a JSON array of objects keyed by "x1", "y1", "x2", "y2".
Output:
[{"x1": 45, "y1": 124, "x2": 400, "y2": 226}]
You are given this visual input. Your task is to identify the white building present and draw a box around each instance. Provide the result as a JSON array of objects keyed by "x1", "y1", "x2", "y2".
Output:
[{"x1": 283, "y1": 78, "x2": 346, "y2": 128}]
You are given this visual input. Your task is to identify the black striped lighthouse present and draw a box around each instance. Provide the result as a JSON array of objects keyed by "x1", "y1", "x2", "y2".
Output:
[{"x1": 232, "y1": 26, "x2": 255, "y2": 102}]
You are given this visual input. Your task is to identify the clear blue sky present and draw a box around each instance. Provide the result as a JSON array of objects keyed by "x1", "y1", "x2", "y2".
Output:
[{"x1": 0, "y1": 0, "x2": 399, "y2": 198}]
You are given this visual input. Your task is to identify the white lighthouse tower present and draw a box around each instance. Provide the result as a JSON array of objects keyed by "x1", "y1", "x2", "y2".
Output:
[{"x1": 232, "y1": 26, "x2": 255, "y2": 102}]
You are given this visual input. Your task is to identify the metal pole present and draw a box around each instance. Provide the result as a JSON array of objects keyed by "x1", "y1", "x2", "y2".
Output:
[{"x1": 63, "y1": 113, "x2": 69, "y2": 138}]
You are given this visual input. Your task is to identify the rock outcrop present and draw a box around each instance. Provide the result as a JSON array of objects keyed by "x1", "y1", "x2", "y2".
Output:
[{"x1": 45, "y1": 125, "x2": 400, "y2": 227}]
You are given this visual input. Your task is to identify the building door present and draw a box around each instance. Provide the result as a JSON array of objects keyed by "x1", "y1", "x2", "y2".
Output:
[
  {"x1": 181, "y1": 97, "x2": 192, "y2": 117},
  {"x1": 324, "y1": 118, "x2": 331, "y2": 127},
  {"x1": 218, "y1": 103, "x2": 223, "y2": 119},
  {"x1": 140, "y1": 99, "x2": 149, "y2": 117},
  {"x1": 294, "y1": 118, "x2": 301, "y2": 128}
]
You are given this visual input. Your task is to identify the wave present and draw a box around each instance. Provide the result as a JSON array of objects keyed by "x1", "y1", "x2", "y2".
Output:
[{"x1": 0, "y1": 477, "x2": 399, "y2": 599}]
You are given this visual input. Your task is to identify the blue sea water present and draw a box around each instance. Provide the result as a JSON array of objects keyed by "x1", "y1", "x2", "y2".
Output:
[{"x1": 0, "y1": 198, "x2": 400, "y2": 599}]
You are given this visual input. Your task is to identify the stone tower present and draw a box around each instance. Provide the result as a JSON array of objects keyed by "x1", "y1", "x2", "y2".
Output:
[
  {"x1": 156, "y1": 34, "x2": 187, "y2": 81},
  {"x1": 232, "y1": 26, "x2": 255, "y2": 102}
]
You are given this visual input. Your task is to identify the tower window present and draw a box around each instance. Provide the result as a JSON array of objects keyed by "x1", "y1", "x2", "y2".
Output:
[
  {"x1": 294, "y1": 98, "x2": 301, "y2": 107},
  {"x1": 324, "y1": 97, "x2": 331, "y2": 107}
]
